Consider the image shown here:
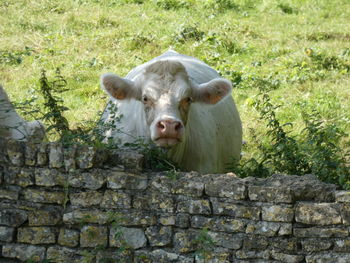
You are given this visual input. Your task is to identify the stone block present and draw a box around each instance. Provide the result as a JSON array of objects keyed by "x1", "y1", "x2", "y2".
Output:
[
  {"x1": 58, "y1": 228, "x2": 80, "y2": 247},
  {"x1": 145, "y1": 226, "x2": 172, "y2": 246},
  {"x1": 2, "y1": 244, "x2": 46, "y2": 262},
  {"x1": 47, "y1": 246, "x2": 82, "y2": 263},
  {"x1": 0, "y1": 209, "x2": 27, "y2": 227},
  {"x1": 243, "y1": 235, "x2": 268, "y2": 250},
  {"x1": 306, "y1": 253, "x2": 350, "y2": 263},
  {"x1": 49, "y1": 142, "x2": 64, "y2": 168},
  {"x1": 159, "y1": 215, "x2": 176, "y2": 226},
  {"x1": 246, "y1": 221, "x2": 281, "y2": 237},
  {"x1": 270, "y1": 251, "x2": 304, "y2": 263},
  {"x1": 236, "y1": 250, "x2": 270, "y2": 260},
  {"x1": 293, "y1": 227, "x2": 348, "y2": 237},
  {"x1": 107, "y1": 171, "x2": 148, "y2": 190},
  {"x1": 63, "y1": 145, "x2": 77, "y2": 172},
  {"x1": 37, "y1": 142, "x2": 48, "y2": 166},
  {"x1": 96, "y1": 249, "x2": 133, "y2": 263},
  {"x1": 249, "y1": 185, "x2": 293, "y2": 203},
  {"x1": 340, "y1": 203, "x2": 350, "y2": 225},
  {"x1": 335, "y1": 191, "x2": 350, "y2": 203},
  {"x1": 334, "y1": 239, "x2": 350, "y2": 252},
  {"x1": 28, "y1": 208, "x2": 62, "y2": 226},
  {"x1": 6, "y1": 139, "x2": 24, "y2": 166},
  {"x1": 110, "y1": 227, "x2": 147, "y2": 249},
  {"x1": 177, "y1": 199, "x2": 211, "y2": 215},
  {"x1": 25, "y1": 141, "x2": 37, "y2": 166},
  {"x1": 191, "y1": 215, "x2": 245, "y2": 233},
  {"x1": 17, "y1": 227, "x2": 56, "y2": 244},
  {"x1": 35, "y1": 168, "x2": 66, "y2": 187},
  {"x1": 171, "y1": 172, "x2": 205, "y2": 197},
  {"x1": 134, "y1": 193, "x2": 174, "y2": 213},
  {"x1": 68, "y1": 169, "x2": 106, "y2": 190},
  {"x1": 175, "y1": 213, "x2": 190, "y2": 228},
  {"x1": 112, "y1": 150, "x2": 144, "y2": 172},
  {"x1": 63, "y1": 210, "x2": 109, "y2": 224},
  {"x1": 262, "y1": 205, "x2": 294, "y2": 222},
  {"x1": 69, "y1": 191, "x2": 103, "y2": 207},
  {"x1": 24, "y1": 189, "x2": 65, "y2": 204},
  {"x1": 173, "y1": 230, "x2": 197, "y2": 253},
  {"x1": 301, "y1": 239, "x2": 333, "y2": 252},
  {"x1": 100, "y1": 190, "x2": 131, "y2": 209},
  {"x1": 205, "y1": 173, "x2": 247, "y2": 200},
  {"x1": 76, "y1": 145, "x2": 108, "y2": 169},
  {"x1": 195, "y1": 248, "x2": 231, "y2": 263},
  {"x1": 295, "y1": 202, "x2": 342, "y2": 225},
  {"x1": 80, "y1": 225, "x2": 108, "y2": 248},
  {"x1": 0, "y1": 226, "x2": 14, "y2": 242},
  {"x1": 271, "y1": 237, "x2": 298, "y2": 252},
  {"x1": 211, "y1": 198, "x2": 260, "y2": 220},
  {"x1": 4, "y1": 167, "x2": 34, "y2": 187},
  {"x1": 0, "y1": 189, "x2": 19, "y2": 200},
  {"x1": 278, "y1": 223, "x2": 293, "y2": 236},
  {"x1": 207, "y1": 231, "x2": 243, "y2": 250}
]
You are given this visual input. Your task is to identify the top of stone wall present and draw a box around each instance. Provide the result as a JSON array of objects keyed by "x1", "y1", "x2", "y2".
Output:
[{"x1": 0, "y1": 138, "x2": 339, "y2": 203}]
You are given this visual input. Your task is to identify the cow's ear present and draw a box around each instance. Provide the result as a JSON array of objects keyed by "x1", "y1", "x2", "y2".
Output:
[
  {"x1": 100, "y1": 73, "x2": 141, "y2": 100},
  {"x1": 193, "y1": 78, "x2": 232, "y2": 104}
]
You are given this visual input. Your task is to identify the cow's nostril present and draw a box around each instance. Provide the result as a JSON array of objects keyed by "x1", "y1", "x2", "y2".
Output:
[
  {"x1": 175, "y1": 122, "x2": 182, "y2": 131},
  {"x1": 157, "y1": 121, "x2": 166, "y2": 131}
]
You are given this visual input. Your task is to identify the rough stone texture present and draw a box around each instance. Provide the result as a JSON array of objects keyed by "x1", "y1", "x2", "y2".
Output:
[
  {"x1": 17, "y1": 227, "x2": 56, "y2": 244},
  {"x1": 68, "y1": 169, "x2": 105, "y2": 190},
  {"x1": 262, "y1": 205, "x2": 294, "y2": 222},
  {"x1": 6, "y1": 139, "x2": 24, "y2": 166},
  {"x1": 47, "y1": 246, "x2": 82, "y2": 263},
  {"x1": 1, "y1": 138, "x2": 350, "y2": 263},
  {"x1": 49, "y1": 142, "x2": 64, "y2": 168},
  {"x1": 28, "y1": 208, "x2": 62, "y2": 226},
  {"x1": 0, "y1": 188, "x2": 19, "y2": 200},
  {"x1": 4, "y1": 167, "x2": 34, "y2": 187},
  {"x1": 80, "y1": 225, "x2": 108, "y2": 248},
  {"x1": 2, "y1": 244, "x2": 46, "y2": 261},
  {"x1": 100, "y1": 190, "x2": 131, "y2": 208},
  {"x1": 108, "y1": 171, "x2": 148, "y2": 190},
  {"x1": 0, "y1": 226, "x2": 14, "y2": 242},
  {"x1": 24, "y1": 188, "x2": 65, "y2": 204},
  {"x1": 0, "y1": 209, "x2": 27, "y2": 227},
  {"x1": 145, "y1": 226, "x2": 172, "y2": 246},
  {"x1": 58, "y1": 228, "x2": 80, "y2": 247},
  {"x1": 110, "y1": 227, "x2": 147, "y2": 249},
  {"x1": 69, "y1": 191, "x2": 103, "y2": 207},
  {"x1": 177, "y1": 199, "x2": 211, "y2": 215},
  {"x1": 295, "y1": 202, "x2": 342, "y2": 225},
  {"x1": 35, "y1": 168, "x2": 66, "y2": 187},
  {"x1": 205, "y1": 173, "x2": 246, "y2": 199}
]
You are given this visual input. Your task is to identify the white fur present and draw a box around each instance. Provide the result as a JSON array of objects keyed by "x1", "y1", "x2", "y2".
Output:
[
  {"x1": 100, "y1": 51, "x2": 242, "y2": 173},
  {"x1": 0, "y1": 85, "x2": 45, "y2": 142}
]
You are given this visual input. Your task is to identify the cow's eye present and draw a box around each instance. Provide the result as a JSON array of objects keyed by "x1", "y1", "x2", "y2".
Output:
[
  {"x1": 185, "y1": 97, "x2": 193, "y2": 103},
  {"x1": 142, "y1": 96, "x2": 148, "y2": 103}
]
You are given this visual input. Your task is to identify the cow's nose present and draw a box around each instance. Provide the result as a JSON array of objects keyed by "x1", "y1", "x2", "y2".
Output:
[{"x1": 157, "y1": 119, "x2": 183, "y2": 137}]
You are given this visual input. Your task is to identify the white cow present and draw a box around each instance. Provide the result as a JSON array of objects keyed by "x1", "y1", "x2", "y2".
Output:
[
  {"x1": 100, "y1": 51, "x2": 242, "y2": 173},
  {"x1": 0, "y1": 85, "x2": 45, "y2": 142}
]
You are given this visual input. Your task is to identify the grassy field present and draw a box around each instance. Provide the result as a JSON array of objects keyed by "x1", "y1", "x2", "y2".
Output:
[{"x1": 1, "y1": 0, "x2": 349, "y2": 184}]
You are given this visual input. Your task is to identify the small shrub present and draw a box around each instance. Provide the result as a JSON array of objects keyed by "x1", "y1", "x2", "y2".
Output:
[
  {"x1": 155, "y1": 0, "x2": 190, "y2": 10},
  {"x1": 277, "y1": 3, "x2": 298, "y2": 14},
  {"x1": 0, "y1": 46, "x2": 33, "y2": 65},
  {"x1": 193, "y1": 228, "x2": 215, "y2": 262},
  {"x1": 174, "y1": 24, "x2": 205, "y2": 43}
]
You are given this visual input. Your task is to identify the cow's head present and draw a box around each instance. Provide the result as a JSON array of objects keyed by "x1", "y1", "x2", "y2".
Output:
[{"x1": 101, "y1": 60, "x2": 232, "y2": 147}]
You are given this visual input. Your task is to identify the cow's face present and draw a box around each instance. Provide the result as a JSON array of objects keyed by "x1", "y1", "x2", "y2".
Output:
[{"x1": 101, "y1": 60, "x2": 232, "y2": 148}]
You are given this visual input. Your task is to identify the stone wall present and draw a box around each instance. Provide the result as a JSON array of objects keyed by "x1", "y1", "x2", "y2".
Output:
[{"x1": 1, "y1": 138, "x2": 350, "y2": 263}]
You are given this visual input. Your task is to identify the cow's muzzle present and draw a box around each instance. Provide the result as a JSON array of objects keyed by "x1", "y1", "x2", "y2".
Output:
[{"x1": 153, "y1": 118, "x2": 184, "y2": 147}]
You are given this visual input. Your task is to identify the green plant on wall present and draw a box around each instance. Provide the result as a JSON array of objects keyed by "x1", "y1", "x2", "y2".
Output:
[{"x1": 193, "y1": 228, "x2": 215, "y2": 262}]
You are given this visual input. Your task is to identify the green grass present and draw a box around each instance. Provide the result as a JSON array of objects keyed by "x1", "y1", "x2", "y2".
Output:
[{"x1": 1, "y1": 0, "x2": 349, "y2": 182}]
